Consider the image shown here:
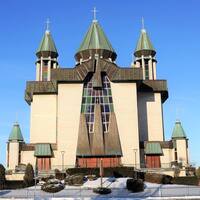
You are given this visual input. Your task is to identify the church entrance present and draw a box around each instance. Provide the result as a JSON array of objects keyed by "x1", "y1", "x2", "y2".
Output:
[
  {"x1": 146, "y1": 155, "x2": 161, "y2": 168},
  {"x1": 77, "y1": 157, "x2": 121, "y2": 168},
  {"x1": 37, "y1": 157, "x2": 51, "y2": 171}
]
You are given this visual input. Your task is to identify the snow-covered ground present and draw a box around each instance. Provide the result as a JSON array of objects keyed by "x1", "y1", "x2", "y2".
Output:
[{"x1": 1, "y1": 177, "x2": 200, "y2": 199}]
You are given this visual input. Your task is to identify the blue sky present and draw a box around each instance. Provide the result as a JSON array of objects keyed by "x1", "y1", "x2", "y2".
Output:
[{"x1": 0, "y1": 0, "x2": 200, "y2": 166}]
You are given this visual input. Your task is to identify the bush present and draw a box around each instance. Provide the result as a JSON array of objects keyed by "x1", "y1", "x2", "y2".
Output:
[
  {"x1": 126, "y1": 178, "x2": 144, "y2": 192},
  {"x1": 172, "y1": 176, "x2": 199, "y2": 186},
  {"x1": 41, "y1": 175, "x2": 55, "y2": 182},
  {"x1": 5, "y1": 180, "x2": 25, "y2": 189},
  {"x1": 66, "y1": 167, "x2": 137, "y2": 178},
  {"x1": 66, "y1": 174, "x2": 84, "y2": 186},
  {"x1": 145, "y1": 173, "x2": 172, "y2": 184},
  {"x1": 23, "y1": 163, "x2": 34, "y2": 187},
  {"x1": 41, "y1": 179, "x2": 64, "y2": 193},
  {"x1": 0, "y1": 164, "x2": 6, "y2": 189},
  {"x1": 93, "y1": 187, "x2": 112, "y2": 194}
]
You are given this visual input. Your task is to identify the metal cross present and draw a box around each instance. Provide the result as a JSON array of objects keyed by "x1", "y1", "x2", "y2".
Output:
[
  {"x1": 92, "y1": 7, "x2": 98, "y2": 21},
  {"x1": 46, "y1": 18, "x2": 50, "y2": 31}
]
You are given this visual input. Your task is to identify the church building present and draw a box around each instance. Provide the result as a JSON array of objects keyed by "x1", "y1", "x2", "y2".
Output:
[{"x1": 6, "y1": 15, "x2": 189, "y2": 173}]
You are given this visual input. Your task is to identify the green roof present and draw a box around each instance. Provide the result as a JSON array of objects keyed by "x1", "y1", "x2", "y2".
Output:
[
  {"x1": 77, "y1": 20, "x2": 115, "y2": 53},
  {"x1": 34, "y1": 144, "x2": 52, "y2": 157},
  {"x1": 172, "y1": 121, "x2": 187, "y2": 139},
  {"x1": 9, "y1": 122, "x2": 24, "y2": 142},
  {"x1": 134, "y1": 29, "x2": 155, "y2": 56},
  {"x1": 145, "y1": 142, "x2": 163, "y2": 155},
  {"x1": 36, "y1": 30, "x2": 58, "y2": 54}
]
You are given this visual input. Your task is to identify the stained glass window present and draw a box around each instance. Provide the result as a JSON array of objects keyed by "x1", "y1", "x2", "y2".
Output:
[{"x1": 81, "y1": 75, "x2": 114, "y2": 133}]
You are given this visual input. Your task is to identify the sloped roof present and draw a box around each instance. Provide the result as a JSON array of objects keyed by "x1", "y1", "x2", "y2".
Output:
[
  {"x1": 34, "y1": 144, "x2": 52, "y2": 157},
  {"x1": 134, "y1": 29, "x2": 156, "y2": 57},
  {"x1": 36, "y1": 30, "x2": 58, "y2": 55},
  {"x1": 145, "y1": 142, "x2": 163, "y2": 155},
  {"x1": 77, "y1": 20, "x2": 115, "y2": 53},
  {"x1": 9, "y1": 122, "x2": 24, "y2": 142},
  {"x1": 172, "y1": 121, "x2": 187, "y2": 139}
]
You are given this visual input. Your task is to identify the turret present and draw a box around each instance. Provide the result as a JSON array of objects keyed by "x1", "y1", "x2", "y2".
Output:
[
  {"x1": 133, "y1": 19, "x2": 157, "y2": 80},
  {"x1": 35, "y1": 20, "x2": 58, "y2": 81},
  {"x1": 7, "y1": 122, "x2": 24, "y2": 170},
  {"x1": 171, "y1": 120, "x2": 189, "y2": 167},
  {"x1": 75, "y1": 15, "x2": 117, "y2": 63}
]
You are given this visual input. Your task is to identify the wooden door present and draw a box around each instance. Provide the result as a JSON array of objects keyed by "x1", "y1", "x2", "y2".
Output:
[
  {"x1": 37, "y1": 157, "x2": 51, "y2": 171},
  {"x1": 146, "y1": 155, "x2": 161, "y2": 168}
]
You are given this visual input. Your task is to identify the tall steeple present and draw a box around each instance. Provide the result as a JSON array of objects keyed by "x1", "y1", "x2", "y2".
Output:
[
  {"x1": 35, "y1": 19, "x2": 59, "y2": 81},
  {"x1": 75, "y1": 10, "x2": 117, "y2": 63},
  {"x1": 172, "y1": 120, "x2": 187, "y2": 139},
  {"x1": 133, "y1": 18, "x2": 157, "y2": 80}
]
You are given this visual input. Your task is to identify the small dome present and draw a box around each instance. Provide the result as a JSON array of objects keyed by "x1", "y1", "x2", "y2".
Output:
[
  {"x1": 8, "y1": 122, "x2": 24, "y2": 142},
  {"x1": 36, "y1": 30, "x2": 58, "y2": 58},
  {"x1": 134, "y1": 29, "x2": 156, "y2": 57}
]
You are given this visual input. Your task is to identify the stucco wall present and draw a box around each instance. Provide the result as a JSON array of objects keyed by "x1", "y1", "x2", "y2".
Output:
[
  {"x1": 176, "y1": 139, "x2": 188, "y2": 166},
  {"x1": 55, "y1": 84, "x2": 83, "y2": 167},
  {"x1": 8, "y1": 142, "x2": 19, "y2": 170},
  {"x1": 160, "y1": 148, "x2": 173, "y2": 168},
  {"x1": 111, "y1": 82, "x2": 140, "y2": 166},
  {"x1": 137, "y1": 92, "x2": 164, "y2": 141},
  {"x1": 20, "y1": 151, "x2": 36, "y2": 167},
  {"x1": 30, "y1": 94, "x2": 57, "y2": 143}
]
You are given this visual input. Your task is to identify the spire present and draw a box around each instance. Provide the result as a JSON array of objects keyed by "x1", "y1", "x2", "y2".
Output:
[
  {"x1": 92, "y1": 7, "x2": 98, "y2": 22},
  {"x1": 77, "y1": 21, "x2": 115, "y2": 53},
  {"x1": 36, "y1": 19, "x2": 58, "y2": 58},
  {"x1": 75, "y1": 16, "x2": 117, "y2": 62},
  {"x1": 172, "y1": 120, "x2": 187, "y2": 139},
  {"x1": 134, "y1": 18, "x2": 156, "y2": 57},
  {"x1": 8, "y1": 122, "x2": 24, "y2": 142}
]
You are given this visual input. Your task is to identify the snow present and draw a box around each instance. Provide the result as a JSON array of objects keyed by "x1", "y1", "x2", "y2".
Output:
[{"x1": 1, "y1": 177, "x2": 200, "y2": 199}]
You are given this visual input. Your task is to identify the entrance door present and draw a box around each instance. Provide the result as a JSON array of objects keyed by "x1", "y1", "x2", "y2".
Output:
[
  {"x1": 37, "y1": 157, "x2": 51, "y2": 171},
  {"x1": 146, "y1": 155, "x2": 161, "y2": 168}
]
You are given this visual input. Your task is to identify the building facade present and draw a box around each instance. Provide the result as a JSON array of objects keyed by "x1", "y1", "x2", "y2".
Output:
[{"x1": 6, "y1": 18, "x2": 189, "y2": 172}]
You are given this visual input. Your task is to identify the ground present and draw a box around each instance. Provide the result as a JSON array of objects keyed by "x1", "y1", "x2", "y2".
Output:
[{"x1": 1, "y1": 178, "x2": 200, "y2": 199}]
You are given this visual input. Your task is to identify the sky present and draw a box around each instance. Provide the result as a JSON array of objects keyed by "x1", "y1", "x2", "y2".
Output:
[{"x1": 0, "y1": 0, "x2": 200, "y2": 167}]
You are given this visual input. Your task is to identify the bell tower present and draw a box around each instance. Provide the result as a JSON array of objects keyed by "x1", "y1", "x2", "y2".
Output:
[
  {"x1": 35, "y1": 19, "x2": 58, "y2": 81},
  {"x1": 133, "y1": 18, "x2": 157, "y2": 80}
]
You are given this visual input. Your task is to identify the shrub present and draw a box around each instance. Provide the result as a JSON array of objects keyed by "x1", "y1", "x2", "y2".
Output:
[
  {"x1": 5, "y1": 180, "x2": 25, "y2": 189},
  {"x1": 23, "y1": 163, "x2": 34, "y2": 187},
  {"x1": 66, "y1": 174, "x2": 84, "y2": 186},
  {"x1": 172, "y1": 176, "x2": 199, "y2": 186},
  {"x1": 126, "y1": 178, "x2": 144, "y2": 192},
  {"x1": 66, "y1": 167, "x2": 137, "y2": 178},
  {"x1": 41, "y1": 179, "x2": 64, "y2": 193},
  {"x1": 55, "y1": 172, "x2": 66, "y2": 180},
  {"x1": 0, "y1": 164, "x2": 6, "y2": 189},
  {"x1": 41, "y1": 175, "x2": 55, "y2": 182},
  {"x1": 145, "y1": 173, "x2": 172, "y2": 184},
  {"x1": 93, "y1": 187, "x2": 112, "y2": 194}
]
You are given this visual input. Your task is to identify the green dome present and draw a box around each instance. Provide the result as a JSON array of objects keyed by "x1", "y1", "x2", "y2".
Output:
[
  {"x1": 77, "y1": 20, "x2": 115, "y2": 53},
  {"x1": 8, "y1": 122, "x2": 24, "y2": 142},
  {"x1": 36, "y1": 30, "x2": 58, "y2": 58},
  {"x1": 134, "y1": 29, "x2": 156, "y2": 57},
  {"x1": 172, "y1": 121, "x2": 187, "y2": 139}
]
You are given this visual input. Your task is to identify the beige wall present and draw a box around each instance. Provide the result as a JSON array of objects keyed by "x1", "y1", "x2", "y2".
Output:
[
  {"x1": 8, "y1": 142, "x2": 19, "y2": 170},
  {"x1": 21, "y1": 151, "x2": 36, "y2": 168},
  {"x1": 55, "y1": 84, "x2": 83, "y2": 167},
  {"x1": 138, "y1": 92, "x2": 164, "y2": 141},
  {"x1": 160, "y1": 148, "x2": 173, "y2": 168},
  {"x1": 30, "y1": 95, "x2": 57, "y2": 143},
  {"x1": 111, "y1": 82, "x2": 140, "y2": 166},
  {"x1": 176, "y1": 139, "x2": 188, "y2": 166}
]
